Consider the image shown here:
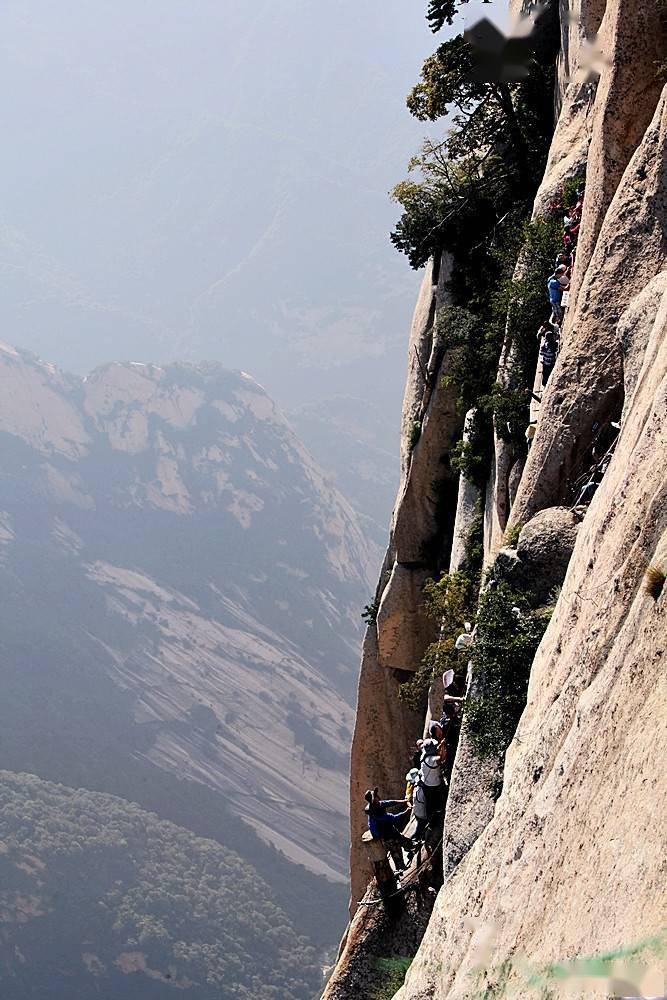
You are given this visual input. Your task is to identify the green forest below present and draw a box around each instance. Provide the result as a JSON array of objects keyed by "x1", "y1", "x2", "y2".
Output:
[{"x1": 0, "y1": 771, "x2": 323, "y2": 1000}]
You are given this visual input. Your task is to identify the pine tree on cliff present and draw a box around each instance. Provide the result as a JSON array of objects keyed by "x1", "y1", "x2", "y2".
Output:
[
  {"x1": 407, "y1": 34, "x2": 531, "y2": 192},
  {"x1": 425, "y1": 0, "x2": 483, "y2": 31},
  {"x1": 391, "y1": 2, "x2": 557, "y2": 269}
]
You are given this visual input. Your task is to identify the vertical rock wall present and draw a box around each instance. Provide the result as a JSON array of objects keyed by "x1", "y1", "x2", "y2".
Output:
[
  {"x1": 512, "y1": 84, "x2": 667, "y2": 526},
  {"x1": 396, "y1": 263, "x2": 667, "y2": 998},
  {"x1": 326, "y1": 2, "x2": 667, "y2": 997},
  {"x1": 394, "y1": 1, "x2": 667, "y2": 995},
  {"x1": 347, "y1": 253, "x2": 468, "y2": 913}
]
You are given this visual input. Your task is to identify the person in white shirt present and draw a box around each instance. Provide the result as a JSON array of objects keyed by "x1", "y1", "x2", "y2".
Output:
[{"x1": 420, "y1": 738, "x2": 446, "y2": 819}]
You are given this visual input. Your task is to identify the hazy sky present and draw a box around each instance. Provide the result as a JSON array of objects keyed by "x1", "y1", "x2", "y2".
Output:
[{"x1": 0, "y1": 0, "x2": 502, "y2": 423}]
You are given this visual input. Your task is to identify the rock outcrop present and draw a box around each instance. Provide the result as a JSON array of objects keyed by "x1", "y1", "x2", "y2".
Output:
[
  {"x1": 571, "y1": 0, "x2": 667, "y2": 283},
  {"x1": 327, "y1": 0, "x2": 667, "y2": 996},
  {"x1": 395, "y1": 266, "x2": 667, "y2": 998},
  {"x1": 495, "y1": 506, "x2": 580, "y2": 604},
  {"x1": 448, "y1": 409, "x2": 481, "y2": 574},
  {"x1": 346, "y1": 253, "x2": 466, "y2": 912},
  {"x1": 347, "y1": 625, "x2": 424, "y2": 910},
  {"x1": 440, "y1": 504, "x2": 580, "y2": 890}
]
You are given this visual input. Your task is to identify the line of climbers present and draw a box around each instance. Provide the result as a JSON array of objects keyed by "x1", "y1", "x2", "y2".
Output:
[
  {"x1": 525, "y1": 178, "x2": 621, "y2": 507},
  {"x1": 361, "y1": 182, "x2": 618, "y2": 901},
  {"x1": 525, "y1": 182, "x2": 585, "y2": 451},
  {"x1": 362, "y1": 658, "x2": 470, "y2": 891}
]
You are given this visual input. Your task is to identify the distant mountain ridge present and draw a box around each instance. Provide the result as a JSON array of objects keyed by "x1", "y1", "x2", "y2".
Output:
[{"x1": 0, "y1": 343, "x2": 378, "y2": 933}]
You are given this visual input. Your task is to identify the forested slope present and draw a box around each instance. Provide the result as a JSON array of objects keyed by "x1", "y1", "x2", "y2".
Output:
[{"x1": 0, "y1": 771, "x2": 322, "y2": 1000}]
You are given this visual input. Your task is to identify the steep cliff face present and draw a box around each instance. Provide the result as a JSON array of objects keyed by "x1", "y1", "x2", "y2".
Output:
[
  {"x1": 346, "y1": 252, "x2": 465, "y2": 912},
  {"x1": 397, "y1": 280, "x2": 667, "y2": 998},
  {"x1": 327, "y1": 1, "x2": 667, "y2": 996},
  {"x1": 513, "y1": 85, "x2": 667, "y2": 525}
]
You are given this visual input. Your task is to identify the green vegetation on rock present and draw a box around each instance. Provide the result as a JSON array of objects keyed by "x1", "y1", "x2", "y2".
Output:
[
  {"x1": 399, "y1": 571, "x2": 473, "y2": 710},
  {"x1": 561, "y1": 173, "x2": 586, "y2": 209},
  {"x1": 390, "y1": 3, "x2": 561, "y2": 487},
  {"x1": 485, "y1": 216, "x2": 563, "y2": 443},
  {"x1": 503, "y1": 520, "x2": 524, "y2": 548},
  {"x1": 465, "y1": 584, "x2": 552, "y2": 758},
  {"x1": 436, "y1": 215, "x2": 561, "y2": 465},
  {"x1": 370, "y1": 957, "x2": 413, "y2": 999},
  {"x1": 362, "y1": 597, "x2": 381, "y2": 624},
  {"x1": 408, "y1": 420, "x2": 423, "y2": 450}
]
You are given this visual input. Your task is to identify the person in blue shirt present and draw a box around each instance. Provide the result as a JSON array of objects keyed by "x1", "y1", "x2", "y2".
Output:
[
  {"x1": 547, "y1": 268, "x2": 566, "y2": 321},
  {"x1": 364, "y1": 787, "x2": 412, "y2": 847}
]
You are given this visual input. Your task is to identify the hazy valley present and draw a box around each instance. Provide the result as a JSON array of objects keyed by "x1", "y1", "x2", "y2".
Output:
[{"x1": 0, "y1": 341, "x2": 380, "y2": 990}]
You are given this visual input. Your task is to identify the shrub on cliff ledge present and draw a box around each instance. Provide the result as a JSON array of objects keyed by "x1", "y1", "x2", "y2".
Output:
[
  {"x1": 408, "y1": 419, "x2": 423, "y2": 450},
  {"x1": 466, "y1": 583, "x2": 552, "y2": 758},
  {"x1": 399, "y1": 571, "x2": 473, "y2": 710},
  {"x1": 436, "y1": 215, "x2": 561, "y2": 467},
  {"x1": 481, "y1": 215, "x2": 562, "y2": 442},
  {"x1": 562, "y1": 172, "x2": 586, "y2": 208},
  {"x1": 438, "y1": 305, "x2": 495, "y2": 413},
  {"x1": 371, "y1": 957, "x2": 412, "y2": 999},
  {"x1": 361, "y1": 597, "x2": 380, "y2": 625}
]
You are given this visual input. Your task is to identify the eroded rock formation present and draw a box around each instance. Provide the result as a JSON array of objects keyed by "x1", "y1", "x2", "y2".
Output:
[
  {"x1": 396, "y1": 268, "x2": 667, "y2": 998},
  {"x1": 346, "y1": 252, "x2": 466, "y2": 912},
  {"x1": 326, "y1": 1, "x2": 667, "y2": 996}
]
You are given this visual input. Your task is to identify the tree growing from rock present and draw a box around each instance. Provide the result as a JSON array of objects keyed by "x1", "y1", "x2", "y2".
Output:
[{"x1": 391, "y1": 4, "x2": 558, "y2": 269}]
